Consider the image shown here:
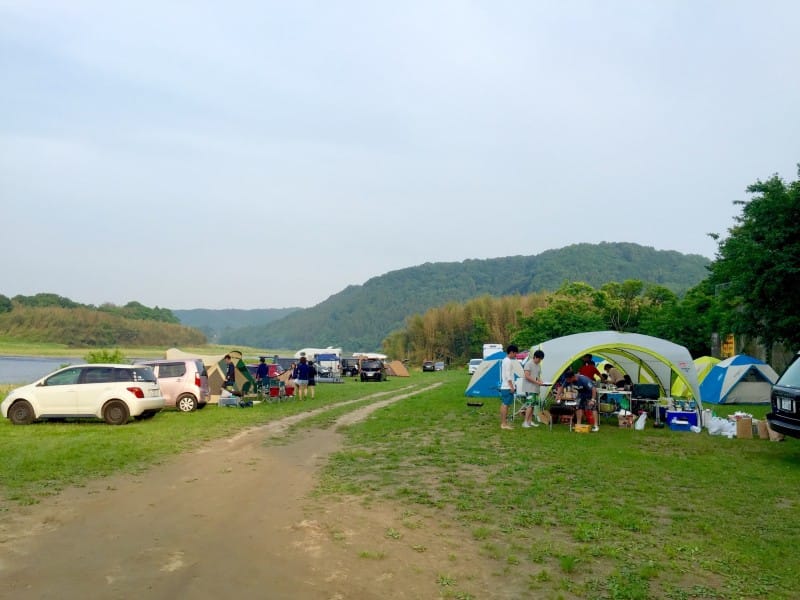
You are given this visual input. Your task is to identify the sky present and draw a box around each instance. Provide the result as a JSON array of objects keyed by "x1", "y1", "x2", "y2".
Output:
[{"x1": 1, "y1": 1, "x2": 798, "y2": 310}]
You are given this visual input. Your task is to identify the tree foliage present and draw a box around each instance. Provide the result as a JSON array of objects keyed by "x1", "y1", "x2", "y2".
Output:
[
  {"x1": 709, "y1": 166, "x2": 800, "y2": 357},
  {"x1": 85, "y1": 348, "x2": 127, "y2": 363},
  {"x1": 0, "y1": 305, "x2": 206, "y2": 347}
]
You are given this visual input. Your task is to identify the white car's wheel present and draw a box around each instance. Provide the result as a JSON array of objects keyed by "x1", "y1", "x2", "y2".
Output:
[{"x1": 103, "y1": 400, "x2": 129, "y2": 425}]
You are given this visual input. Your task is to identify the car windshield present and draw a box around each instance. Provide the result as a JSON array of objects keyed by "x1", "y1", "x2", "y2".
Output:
[
  {"x1": 362, "y1": 360, "x2": 381, "y2": 369},
  {"x1": 470, "y1": 359, "x2": 482, "y2": 365},
  {"x1": 777, "y1": 355, "x2": 800, "y2": 388}
]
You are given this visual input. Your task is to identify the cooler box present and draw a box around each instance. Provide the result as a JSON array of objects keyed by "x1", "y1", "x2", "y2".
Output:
[
  {"x1": 666, "y1": 410, "x2": 698, "y2": 427},
  {"x1": 669, "y1": 419, "x2": 692, "y2": 432}
]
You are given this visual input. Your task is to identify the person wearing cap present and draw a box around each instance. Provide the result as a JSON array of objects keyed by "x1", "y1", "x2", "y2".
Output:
[{"x1": 499, "y1": 344, "x2": 519, "y2": 430}]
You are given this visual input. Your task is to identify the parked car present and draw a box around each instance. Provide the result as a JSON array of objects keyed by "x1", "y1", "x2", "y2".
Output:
[
  {"x1": 1, "y1": 364, "x2": 165, "y2": 425},
  {"x1": 360, "y1": 359, "x2": 387, "y2": 382},
  {"x1": 136, "y1": 358, "x2": 210, "y2": 412},
  {"x1": 341, "y1": 358, "x2": 360, "y2": 377},
  {"x1": 767, "y1": 351, "x2": 800, "y2": 438},
  {"x1": 422, "y1": 361, "x2": 435, "y2": 372},
  {"x1": 468, "y1": 358, "x2": 482, "y2": 374},
  {"x1": 434, "y1": 361, "x2": 445, "y2": 371}
]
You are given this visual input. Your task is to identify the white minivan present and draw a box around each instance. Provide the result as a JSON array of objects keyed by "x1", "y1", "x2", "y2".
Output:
[{"x1": 468, "y1": 358, "x2": 483, "y2": 374}]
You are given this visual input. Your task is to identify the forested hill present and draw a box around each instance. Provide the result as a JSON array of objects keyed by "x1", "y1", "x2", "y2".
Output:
[
  {"x1": 172, "y1": 308, "x2": 300, "y2": 343},
  {"x1": 224, "y1": 242, "x2": 710, "y2": 351}
]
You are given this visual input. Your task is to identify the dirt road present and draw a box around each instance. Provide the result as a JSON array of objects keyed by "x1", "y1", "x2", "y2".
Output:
[{"x1": 0, "y1": 385, "x2": 506, "y2": 600}]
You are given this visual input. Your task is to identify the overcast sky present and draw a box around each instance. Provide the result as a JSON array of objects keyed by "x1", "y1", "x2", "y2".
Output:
[{"x1": 1, "y1": 1, "x2": 798, "y2": 310}]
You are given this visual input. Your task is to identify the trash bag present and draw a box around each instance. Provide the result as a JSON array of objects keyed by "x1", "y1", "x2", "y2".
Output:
[{"x1": 634, "y1": 412, "x2": 647, "y2": 430}]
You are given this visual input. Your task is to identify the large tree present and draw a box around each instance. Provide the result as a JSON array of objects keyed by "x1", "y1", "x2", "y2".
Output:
[{"x1": 709, "y1": 165, "x2": 800, "y2": 361}]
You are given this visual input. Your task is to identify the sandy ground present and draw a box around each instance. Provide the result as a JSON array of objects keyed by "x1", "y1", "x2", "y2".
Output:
[{"x1": 0, "y1": 385, "x2": 515, "y2": 600}]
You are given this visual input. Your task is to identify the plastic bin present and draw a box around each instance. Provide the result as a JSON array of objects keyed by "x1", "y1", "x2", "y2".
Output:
[
  {"x1": 669, "y1": 418, "x2": 692, "y2": 432},
  {"x1": 666, "y1": 410, "x2": 698, "y2": 427}
]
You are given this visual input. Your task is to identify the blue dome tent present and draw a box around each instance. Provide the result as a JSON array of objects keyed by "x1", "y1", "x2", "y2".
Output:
[{"x1": 699, "y1": 354, "x2": 778, "y2": 405}]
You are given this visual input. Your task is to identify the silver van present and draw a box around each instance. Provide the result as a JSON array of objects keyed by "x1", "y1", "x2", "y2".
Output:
[{"x1": 135, "y1": 359, "x2": 210, "y2": 412}]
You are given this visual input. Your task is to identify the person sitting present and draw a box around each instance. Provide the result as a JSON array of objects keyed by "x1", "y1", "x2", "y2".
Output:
[
  {"x1": 558, "y1": 368, "x2": 599, "y2": 432},
  {"x1": 603, "y1": 363, "x2": 626, "y2": 389}
]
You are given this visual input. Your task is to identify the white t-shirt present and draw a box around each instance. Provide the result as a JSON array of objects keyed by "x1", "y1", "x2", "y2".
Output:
[{"x1": 500, "y1": 356, "x2": 515, "y2": 390}]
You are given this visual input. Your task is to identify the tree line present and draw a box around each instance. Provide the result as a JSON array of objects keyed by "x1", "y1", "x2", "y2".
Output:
[{"x1": 0, "y1": 296, "x2": 204, "y2": 347}]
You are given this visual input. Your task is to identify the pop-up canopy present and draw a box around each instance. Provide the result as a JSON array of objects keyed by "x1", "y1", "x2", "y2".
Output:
[{"x1": 530, "y1": 331, "x2": 702, "y2": 407}]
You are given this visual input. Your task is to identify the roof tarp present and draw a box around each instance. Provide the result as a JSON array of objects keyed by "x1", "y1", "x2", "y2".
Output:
[
  {"x1": 529, "y1": 331, "x2": 701, "y2": 408},
  {"x1": 465, "y1": 350, "x2": 523, "y2": 397},
  {"x1": 699, "y1": 354, "x2": 778, "y2": 404}
]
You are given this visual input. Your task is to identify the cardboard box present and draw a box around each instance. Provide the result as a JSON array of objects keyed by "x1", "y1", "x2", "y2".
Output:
[
  {"x1": 618, "y1": 414, "x2": 635, "y2": 428},
  {"x1": 756, "y1": 419, "x2": 770, "y2": 440},
  {"x1": 736, "y1": 417, "x2": 753, "y2": 439}
]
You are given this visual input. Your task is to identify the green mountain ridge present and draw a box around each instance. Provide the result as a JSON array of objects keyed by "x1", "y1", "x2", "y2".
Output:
[
  {"x1": 217, "y1": 242, "x2": 710, "y2": 351},
  {"x1": 172, "y1": 308, "x2": 301, "y2": 343}
]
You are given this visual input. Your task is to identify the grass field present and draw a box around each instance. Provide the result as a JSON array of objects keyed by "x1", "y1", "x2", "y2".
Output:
[{"x1": 2, "y1": 370, "x2": 798, "y2": 598}]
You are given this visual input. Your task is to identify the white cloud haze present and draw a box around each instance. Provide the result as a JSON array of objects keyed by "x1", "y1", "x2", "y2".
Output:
[{"x1": 1, "y1": 1, "x2": 798, "y2": 308}]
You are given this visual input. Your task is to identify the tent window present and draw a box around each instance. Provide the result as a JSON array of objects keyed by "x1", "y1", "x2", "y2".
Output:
[{"x1": 741, "y1": 368, "x2": 768, "y2": 383}]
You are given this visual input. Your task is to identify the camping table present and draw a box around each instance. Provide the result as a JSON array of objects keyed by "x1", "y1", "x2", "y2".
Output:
[{"x1": 597, "y1": 389, "x2": 631, "y2": 412}]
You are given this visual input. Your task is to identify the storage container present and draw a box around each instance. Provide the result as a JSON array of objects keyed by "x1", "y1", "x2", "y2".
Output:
[
  {"x1": 665, "y1": 410, "x2": 698, "y2": 427},
  {"x1": 668, "y1": 418, "x2": 692, "y2": 432}
]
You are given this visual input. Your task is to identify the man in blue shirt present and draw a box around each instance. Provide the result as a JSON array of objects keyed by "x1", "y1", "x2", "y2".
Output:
[
  {"x1": 558, "y1": 368, "x2": 599, "y2": 432},
  {"x1": 223, "y1": 354, "x2": 236, "y2": 390}
]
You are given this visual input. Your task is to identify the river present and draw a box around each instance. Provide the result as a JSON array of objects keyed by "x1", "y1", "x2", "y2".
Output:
[{"x1": 0, "y1": 356, "x2": 83, "y2": 384}]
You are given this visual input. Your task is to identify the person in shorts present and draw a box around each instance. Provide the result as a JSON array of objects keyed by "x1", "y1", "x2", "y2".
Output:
[
  {"x1": 294, "y1": 356, "x2": 310, "y2": 400},
  {"x1": 499, "y1": 344, "x2": 519, "y2": 430},
  {"x1": 307, "y1": 360, "x2": 317, "y2": 399},
  {"x1": 558, "y1": 368, "x2": 599, "y2": 431},
  {"x1": 521, "y1": 349, "x2": 545, "y2": 428}
]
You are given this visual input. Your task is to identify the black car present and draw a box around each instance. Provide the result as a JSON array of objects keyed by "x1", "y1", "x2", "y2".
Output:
[
  {"x1": 422, "y1": 361, "x2": 435, "y2": 372},
  {"x1": 767, "y1": 351, "x2": 800, "y2": 438},
  {"x1": 360, "y1": 359, "x2": 386, "y2": 382}
]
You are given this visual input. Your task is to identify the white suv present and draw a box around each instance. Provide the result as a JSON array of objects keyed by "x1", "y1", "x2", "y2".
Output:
[
  {"x1": 1, "y1": 364, "x2": 165, "y2": 425},
  {"x1": 136, "y1": 359, "x2": 210, "y2": 412},
  {"x1": 468, "y1": 358, "x2": 482, "y2": 374}
]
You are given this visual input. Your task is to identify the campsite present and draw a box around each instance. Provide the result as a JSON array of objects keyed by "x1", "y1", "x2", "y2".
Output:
[{"x1": 1, "y1": 366, "x2": 798, "y2": 599}]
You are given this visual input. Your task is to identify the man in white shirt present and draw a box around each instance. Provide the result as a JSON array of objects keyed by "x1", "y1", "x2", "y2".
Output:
[{"x1": 499, "y1": 344, "x2": 519, "y2": 430}]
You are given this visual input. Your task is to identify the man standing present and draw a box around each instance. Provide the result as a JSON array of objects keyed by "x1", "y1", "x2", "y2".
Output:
[
  {"x1": 558, "y1": 368, "x2": 600, "y2": 432},
  {"x1": 223, "y1": 354, "x2": 236, "y2": 390},
  {"x1": 499, "y1": 344, "x2": 519, "y2": 430},
  {"x1": 521, "y1": 349, "x2": 546, "y2": 428}
]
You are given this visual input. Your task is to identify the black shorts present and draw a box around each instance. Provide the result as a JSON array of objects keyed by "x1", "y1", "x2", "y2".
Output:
[
  {"x1": 308, "y1": 380, "x2": 315, "y2": 387},
  {"x1": 577, "y1": 395, "x2": 595, "y2": 410}
]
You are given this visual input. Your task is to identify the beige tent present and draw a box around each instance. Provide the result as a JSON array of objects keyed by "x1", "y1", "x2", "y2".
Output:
[
  {"x1": 386, "y1": 360, "x2": 410, "y2": 377},
  {"x1": 164, "y1": 348, "x2": 254, "y2": 403}
]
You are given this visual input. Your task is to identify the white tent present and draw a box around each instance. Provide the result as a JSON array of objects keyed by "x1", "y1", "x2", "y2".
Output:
[{"x1": 530, "y1": 331, "x2": 702, "y2": 408}]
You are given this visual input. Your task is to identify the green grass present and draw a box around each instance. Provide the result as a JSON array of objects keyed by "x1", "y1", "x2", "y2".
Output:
[
  {"x1": 320, "y1": 371, "x2": 800, "y2": 599},
  {"x1": 0, "y1": 376, "x2": 413, "y2": 505},
  {"x1": 2, "y1": 369, "x2": 798, "y2": 598}
]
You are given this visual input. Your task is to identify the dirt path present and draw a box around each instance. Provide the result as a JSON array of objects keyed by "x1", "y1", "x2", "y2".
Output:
[{"x1": 0, "y1": 384, "x2": 507, "y2": 600}]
